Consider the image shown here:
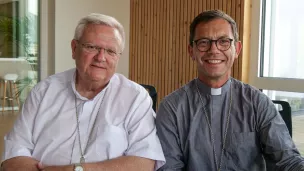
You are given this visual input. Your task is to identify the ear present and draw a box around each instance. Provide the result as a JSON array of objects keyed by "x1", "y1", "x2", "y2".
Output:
[
  {"x1": 188, "y1": 44, "x2": 195, "y2": 61},
  {"x1": 71, "y1": 39, "x2": 77, "y2": 60},
  {"x1": 234, "y1": 41, "x2": 242, "y2": 59}
]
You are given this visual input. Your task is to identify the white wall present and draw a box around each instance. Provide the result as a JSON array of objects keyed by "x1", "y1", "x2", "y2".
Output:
[{"x1": 54, "y1": 0, "x2": 130, "y2": 77}]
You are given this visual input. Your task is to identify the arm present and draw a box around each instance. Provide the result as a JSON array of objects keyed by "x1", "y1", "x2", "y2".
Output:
[
  {"x1": 83, "y1": 156, "x2": 155, "y2": 171},
  {"x1": 2, "y1": 90, "x2": 40, "y2": 170},
  {"x1": 257, "y1": 95, "x2": 304, "y2": 171},
  {"x1": 1, "y1": 156, "x2": 40, "y2": 171},
  {"x1": 123, "y1": 87, "x2": 165, "y2": 170},
  {"x1": 39, "y1": 156, "x2": 154, "y2": 171},
  {"x1": 156, "y1": 99, "x2": 184, "y2": 171}
]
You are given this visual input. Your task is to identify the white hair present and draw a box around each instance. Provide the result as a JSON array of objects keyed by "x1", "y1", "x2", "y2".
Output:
[{"x1": 74, "y1": 13, "x2": 125, "y2": 51}]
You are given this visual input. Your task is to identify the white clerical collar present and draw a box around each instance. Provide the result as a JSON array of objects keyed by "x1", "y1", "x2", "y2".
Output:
[
  {"x1": 196, "y1": 78, "x2": 231, "y2": 96},
  {"x1": 211, "y1": 87, "x2": 222, "y2": 95}
]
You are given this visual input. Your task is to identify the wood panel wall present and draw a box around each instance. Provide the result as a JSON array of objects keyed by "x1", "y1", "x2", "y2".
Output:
[{"x1": 130, "y1": 0, "x2": 245, "y2": 108}]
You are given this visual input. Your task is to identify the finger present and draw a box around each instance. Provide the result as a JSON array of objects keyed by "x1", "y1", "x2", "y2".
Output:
[{"x1": 37, "y1": 162, "x2": 45, "y2": 170}]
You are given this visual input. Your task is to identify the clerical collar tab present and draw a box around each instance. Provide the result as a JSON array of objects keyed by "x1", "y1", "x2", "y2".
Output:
[{"x1": 211, "y1": 88, "x2": 221, "y2": 95}]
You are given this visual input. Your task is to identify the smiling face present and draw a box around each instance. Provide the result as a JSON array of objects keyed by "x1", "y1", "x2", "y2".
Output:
[
  {"x1": 71, "y1": 23, "x2": 121, "y2": 84},
  {"x1": 188, "y1": 18, "x2": 242, "y2": 87}
]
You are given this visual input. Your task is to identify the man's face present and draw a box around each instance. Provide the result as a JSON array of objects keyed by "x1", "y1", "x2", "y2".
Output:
[
  {"x1": 71, "y1": 24, "x2": 121, "y2": 83},
  {"x1": 188, "y1": 18, "x2": 242, "y2": 82}
]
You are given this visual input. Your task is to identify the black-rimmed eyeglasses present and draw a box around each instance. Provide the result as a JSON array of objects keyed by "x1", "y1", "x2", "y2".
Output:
[{"x1": 192, "y1": 37, "x2": 233, "y2": 52}]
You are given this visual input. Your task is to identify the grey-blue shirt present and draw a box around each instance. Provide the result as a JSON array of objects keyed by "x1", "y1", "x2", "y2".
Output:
[{"x1": 156, "y1": 78, "x2": 304, "y2": 171}]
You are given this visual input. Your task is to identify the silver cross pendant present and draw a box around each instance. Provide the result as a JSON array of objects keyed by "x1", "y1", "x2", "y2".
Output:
[{"x1": 80, "y1": 156, "x2": 85, "y2": 163}]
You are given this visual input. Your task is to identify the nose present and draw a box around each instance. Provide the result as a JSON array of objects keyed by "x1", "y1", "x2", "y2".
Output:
[
  {"x1": 95, "y1": 48, "x2": 106, "y2": 62},
  {"x1": 208, "y1": 41, "x2": 219, "y2": 53}
]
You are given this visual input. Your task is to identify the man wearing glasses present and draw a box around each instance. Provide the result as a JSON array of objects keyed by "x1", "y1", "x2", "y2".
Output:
[
  {"x1": 156, "y1": 10, "x2": 304, "y2": 171},
  {"x1": 2, "y1": 13, "x2": 165, "y2": 171}
]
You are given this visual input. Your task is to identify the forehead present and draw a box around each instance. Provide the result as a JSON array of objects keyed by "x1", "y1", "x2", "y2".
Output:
[
  {"x1": 194, "y1": 18, "x2": 233, "y2": 39},
  {"x1": 81, "y1": 24, "x2": 120, "y2": 46}
]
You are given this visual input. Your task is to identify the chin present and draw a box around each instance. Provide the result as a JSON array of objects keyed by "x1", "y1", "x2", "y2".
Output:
[
  {"x1": 202, "y1": 70, "x2": 227, "y2": 79},
  {"x1": 89, "y1": 75, "x2": 106, "y2": 81},
  {"x1": 210, "y1": 73, "x2": 229, "y2": 80}
]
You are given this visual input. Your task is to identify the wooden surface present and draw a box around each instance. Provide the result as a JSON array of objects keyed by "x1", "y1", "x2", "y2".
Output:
[
  {"x1": 130, "y1": 0, "x2": 246, "y2": 108},
  {"x1": 0, "y1": 111, "x2": 19, "y2": 157}
]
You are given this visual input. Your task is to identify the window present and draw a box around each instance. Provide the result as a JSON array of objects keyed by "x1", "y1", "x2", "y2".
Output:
[
  {"x1": 249, "y1": 0, "x2": 304, "y2": 155},
  {"x1": 261, "y1": 0, "x2": 304, "y2": 79},
  {"x1": 0, "y1": 0, "x2": 39, "y2": 107}
]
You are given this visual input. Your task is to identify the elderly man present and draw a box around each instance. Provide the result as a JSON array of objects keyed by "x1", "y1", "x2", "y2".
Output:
[
  {"x1": 156, "y1": 10, "x2": 304, "y2": 171},
  {"x1": 2, "y1": 13, "x2": 165, "y2": 171}
]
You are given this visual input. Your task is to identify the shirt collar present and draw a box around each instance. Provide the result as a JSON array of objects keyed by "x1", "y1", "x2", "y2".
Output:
[
  {"x1": 71, "y1": 70, "x2": 110, "y2": 102},
  {"x1": 196, "y1": 78, "x2": 231, "y2": 96}
]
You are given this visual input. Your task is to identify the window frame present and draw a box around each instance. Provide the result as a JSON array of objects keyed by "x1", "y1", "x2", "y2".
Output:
[{"x1": 248, "y1": 0, "x2": 304, "y2": 93}]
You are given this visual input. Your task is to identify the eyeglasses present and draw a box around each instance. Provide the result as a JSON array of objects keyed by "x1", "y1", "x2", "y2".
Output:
[
  {"x1": 192, "y1": 37, "x2": 233, "y2": 52},
  {"x1": 76, "y1": 40, "x2": 121, "y2": 57}
]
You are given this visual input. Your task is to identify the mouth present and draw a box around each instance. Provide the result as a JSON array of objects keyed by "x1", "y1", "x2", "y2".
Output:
[
  {"x1": 204, "y1": 59, "x2": 224, "y2": 64},
  {"x1": 91, "y1": 64, "x2": 106, "y2": 69}
]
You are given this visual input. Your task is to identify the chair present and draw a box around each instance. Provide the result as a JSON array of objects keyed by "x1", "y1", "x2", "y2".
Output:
[
  {"x1": 140, "y1": 84, "x2": 157, "y2": 111},
  {"x1": 0, "y1": 74, "x2": 20, "y2": 113},
  {"x1": 0, "y1": 58, "x2": 31, "y2": 113},
  {"x1": 272, "y1": 100, "x2": 292, "y2": 137}
]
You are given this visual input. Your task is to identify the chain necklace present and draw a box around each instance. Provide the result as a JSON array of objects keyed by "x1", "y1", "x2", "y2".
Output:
[
  {"x1": 74, "y1": 89, "x2": 107, "y2": 163},
  {"x1": 195, "y1": 79, "x2": 232, "y2": 171}
]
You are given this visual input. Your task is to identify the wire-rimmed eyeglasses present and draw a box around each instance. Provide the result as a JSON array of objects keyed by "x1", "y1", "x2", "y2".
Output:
[{"x1": 76, "y1": 40, "x2": 121, "y2": 57}]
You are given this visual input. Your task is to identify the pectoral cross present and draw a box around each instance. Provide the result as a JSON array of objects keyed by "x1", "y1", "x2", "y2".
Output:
[{"x1": 80, "y1": 156, "x2": 85, "y2": 163}]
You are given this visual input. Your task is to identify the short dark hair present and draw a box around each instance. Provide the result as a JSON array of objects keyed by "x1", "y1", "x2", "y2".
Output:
[{"x1": 189, "y1": 10, "x2": 239, "y2": 46}]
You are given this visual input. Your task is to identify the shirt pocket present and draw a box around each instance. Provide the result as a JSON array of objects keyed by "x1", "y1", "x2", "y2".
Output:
[
  {"x1": 93, "y1": 125, "x2": 128, "y2": 159},
  {"x1": 225, "y1": 132, "x2": 262, "y2": 170}
]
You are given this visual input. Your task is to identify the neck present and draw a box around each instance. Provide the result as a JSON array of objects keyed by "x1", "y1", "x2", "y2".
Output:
[
  {"x1": 198, "y1": 75, "x2": 230, "y2": 88},
  {"x1": 75, "y1": 73, "x2": 108, "y2": 99}
]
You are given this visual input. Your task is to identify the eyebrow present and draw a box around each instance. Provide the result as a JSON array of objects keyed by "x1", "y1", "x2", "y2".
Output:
[
  {"x1": 82, "y1": 42, "x2": 118, "y2": 50},
  {"x1": 196, "y1": 34, "x2": 232, "y2": 40}
]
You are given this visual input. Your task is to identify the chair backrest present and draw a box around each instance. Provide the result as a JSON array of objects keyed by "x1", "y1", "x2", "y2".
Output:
[
  {"x1": 272, "y1": 100, "x2": 292, "y2": 137},
  {"x1": 0, "y1": 58, "x2": 32, "y2": 79},
  {"x1": 140, "y1": 84, "x2": 157, "y2": 111}
]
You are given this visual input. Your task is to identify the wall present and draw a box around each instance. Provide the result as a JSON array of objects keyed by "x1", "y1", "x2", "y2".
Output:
[
  {"x1": 54, "y1": 0, "x2": 130, "y2": 77},
  {"x1": 129, "y1": 0, "x2": 245, "y2": 107}
]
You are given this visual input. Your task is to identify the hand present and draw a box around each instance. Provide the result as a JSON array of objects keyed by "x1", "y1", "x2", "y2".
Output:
[
  {"x1": 37, "y1": 163, "x2": 72, "y2": 171},
  {"x1": 1, "y1": 156, "x2": 40, "y2": 171}
]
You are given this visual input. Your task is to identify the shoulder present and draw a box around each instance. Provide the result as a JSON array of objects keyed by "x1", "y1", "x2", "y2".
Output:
[
  {"x1": 231, "y1": 78, "x2": 273, "y2": 111},
  {"x1": 157, "y1": 79, "x2": 196, "y2": 115},
  {"x1": 109, "y1": 73, "x2": 149, "y2": 98},
  {"x1": 162, "y1": 79, "x2": 196, "y2": 103},
  {"x1": 231, "y1": 78, "x2": 260, "y2": 92},
  {"x1": 231, "y1": 78, "x2": 269, "y2": 100},
  {"x1": 31, "y1": 68, "x2": 75, "y2": 96},
  {"x1": 106, "y1": 74, "x2": 154, "y2": 121}
]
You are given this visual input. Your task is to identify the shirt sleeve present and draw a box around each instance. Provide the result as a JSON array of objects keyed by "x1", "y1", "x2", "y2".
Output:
[
  {"x1": 155, "y1": 99, "x2": 184, "y2": 171},
  {"x1": 257, "y1": 94, "x2": 304, "y2": 171},
  {"x1": 2, "y1": 89, "x2": 39, "y2": 162},
  {"x1": 124, "y1": 87, "x2": 165, "y2": 170}
]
